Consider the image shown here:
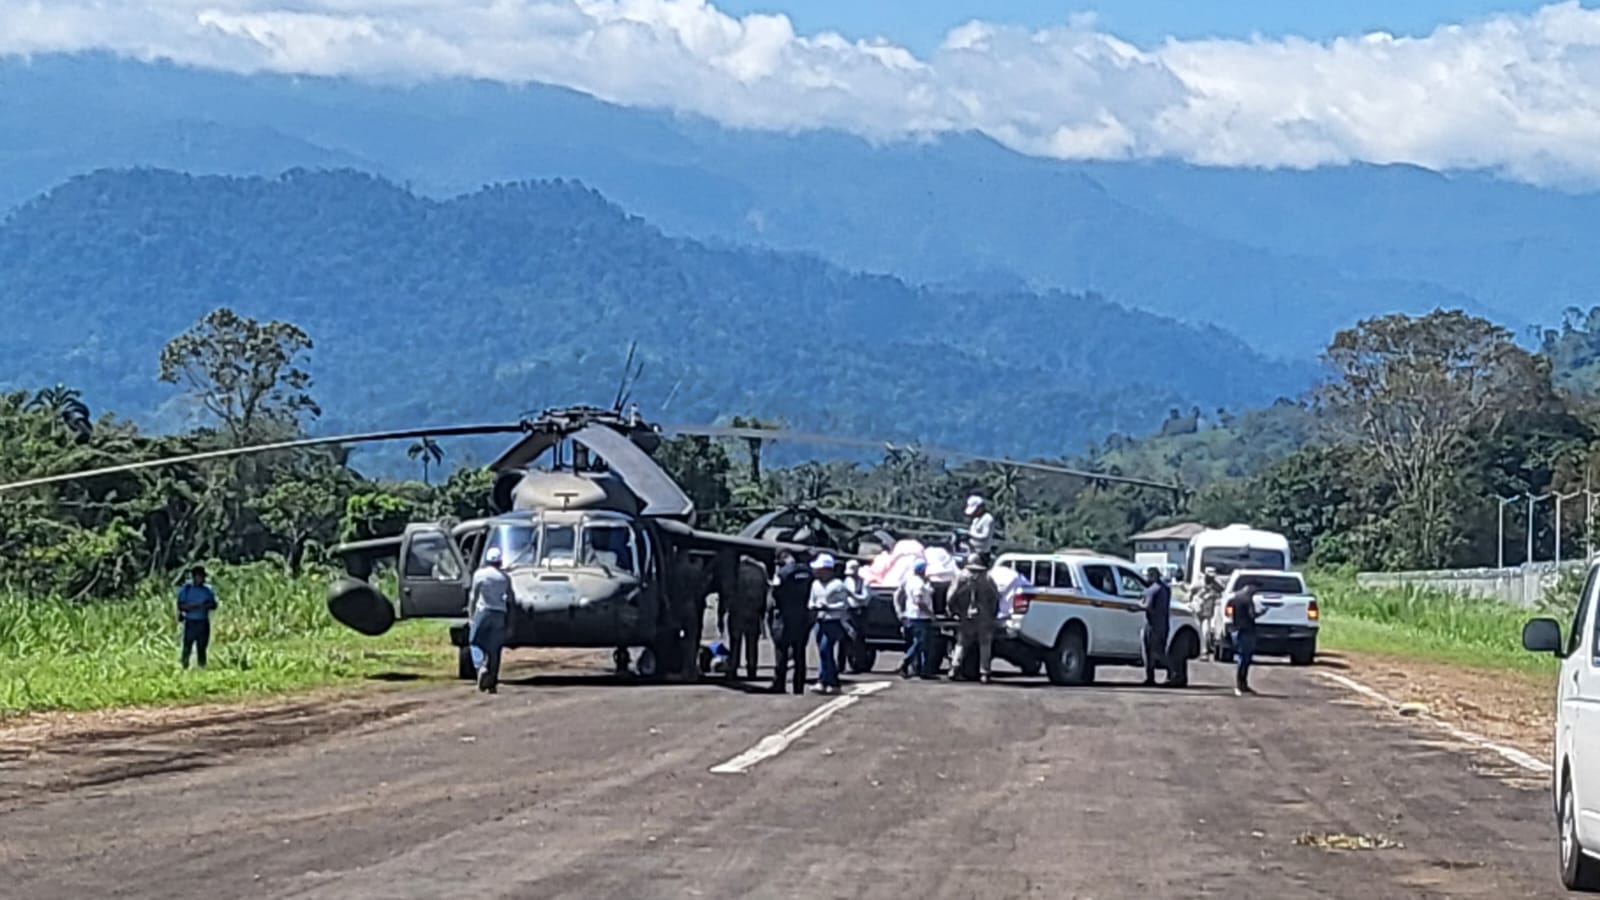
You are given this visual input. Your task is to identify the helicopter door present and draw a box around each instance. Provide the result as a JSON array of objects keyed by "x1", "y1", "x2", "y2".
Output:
[{"x1": 398, "y1": 524, "x2": 470, "y2": 619}]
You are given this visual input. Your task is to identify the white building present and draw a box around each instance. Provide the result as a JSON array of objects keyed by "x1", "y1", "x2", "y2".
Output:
[{"x1": 1130, "y1": 523, "x2": 1207, "y2": 572}]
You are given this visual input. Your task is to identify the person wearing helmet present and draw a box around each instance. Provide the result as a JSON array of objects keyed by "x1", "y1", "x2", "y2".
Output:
[
  {"x1": 808, "y1": 554, "x2": 851, "y2": 695},
  {"x1": 469, "y1": 546, "x2": 515, "y2": 694},
  {"x1": 895, "y1": 558, "x2": 935, "y2": 679},
  {"x1": 964, "y1": 495, "x2": 995, "y2": 556}
]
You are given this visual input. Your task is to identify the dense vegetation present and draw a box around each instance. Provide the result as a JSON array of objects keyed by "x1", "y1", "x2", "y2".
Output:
[
  {"x1": 5, "y1": 299, "x2": 1598, "y2": 712},
  {"x1": 0, "y1": 168, "x2": 1303, "y2": 467}
]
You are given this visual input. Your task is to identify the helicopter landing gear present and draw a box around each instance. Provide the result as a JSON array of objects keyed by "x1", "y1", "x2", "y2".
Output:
[{"x1": 613, "y1": 647, "x2": 632, "y2": 677}]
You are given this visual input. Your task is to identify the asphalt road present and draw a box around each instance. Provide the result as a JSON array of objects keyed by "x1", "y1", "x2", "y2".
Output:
[{"x1": 0, "y1": 647, "x2": 1567, "y2": 900}]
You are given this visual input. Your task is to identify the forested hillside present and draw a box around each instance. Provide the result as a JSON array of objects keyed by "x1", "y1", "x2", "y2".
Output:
[
  {"x1": 0, "y1": 55, "x2": 1555, "y2": 353},
  {"x1": 0, "y1": 168, "x2": 1306, "y2": 467}
]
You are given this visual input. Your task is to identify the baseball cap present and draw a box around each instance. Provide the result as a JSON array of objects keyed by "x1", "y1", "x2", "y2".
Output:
[
  {"x1": 810, "y1": 553, "x2": 836, "y2": 570},
  {"x1": 965, "y1": 495, "x2": 984, "y2": 515},
  {"x1": 484, "y1": 547, "x2": 504, "y2": 565}
]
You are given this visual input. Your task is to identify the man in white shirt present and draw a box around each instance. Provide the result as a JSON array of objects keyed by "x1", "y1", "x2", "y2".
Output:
[
  {"x1": 808, "y1": 554, "x2": 851, "y2": 694},
  {"x1": 837, "y1": 559, "x2": 872, "y2": 674},
  {"x1": 964, "y1": 495, "x2": 995, "y2": 557},
  {"x1": 895, "y1": 559, "x2": 935, "y2": 679},
  {"x1": 469, "y1": 546, "x2": 515, "y2": 694}
]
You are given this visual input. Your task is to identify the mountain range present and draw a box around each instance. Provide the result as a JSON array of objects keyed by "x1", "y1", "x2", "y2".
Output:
[
  {"x1": 4, "y1": 53, "x2": 1596, "y2": 355},
  {"x1": 0, "y1": 168, "x2": 1304, "y2": 471}
]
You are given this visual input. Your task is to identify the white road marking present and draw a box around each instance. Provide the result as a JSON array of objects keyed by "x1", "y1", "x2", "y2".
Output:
[
  {"x1": 709, "y1": 681, "x2": 891, "y2": 775},
  {"x1": 1315, "y1": 671, "x2": 1551, "y2": 775}
]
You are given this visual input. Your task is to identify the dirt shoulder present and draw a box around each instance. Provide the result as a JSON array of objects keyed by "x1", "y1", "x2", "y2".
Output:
[{"x1": 1318, "y1": 650, "x2": 1556, "y2": 763}]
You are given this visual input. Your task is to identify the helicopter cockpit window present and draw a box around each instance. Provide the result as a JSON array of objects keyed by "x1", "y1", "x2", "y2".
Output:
[
  {"x1": 583, "y1": 523, "x2": 637, "y2": 573},
  {"x1": 486, "y1": 523, "x2": 539, "y2": 567},
  {"x1": 542, "y1": 525, "x2": 578, "y2": 566},
  {"x1": 405, "y1": 533, "x2": 462, "y2": 581}
]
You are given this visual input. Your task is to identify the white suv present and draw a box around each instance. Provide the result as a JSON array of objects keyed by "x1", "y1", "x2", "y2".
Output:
[
  {"x1": 992, "y1": 551, "x2": 1203, "y2": 687},
  {"x1": 1524, "y1": 559, "x2": 1600, "y2": 891}
]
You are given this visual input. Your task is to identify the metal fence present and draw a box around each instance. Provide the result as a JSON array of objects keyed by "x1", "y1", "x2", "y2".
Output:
[{"x1": 1356, "y1": 562, "x2": 1582, "y2": 609}]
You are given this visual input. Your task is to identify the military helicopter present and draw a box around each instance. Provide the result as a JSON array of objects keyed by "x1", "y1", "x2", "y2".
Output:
[{"x1": 0, "y1": 400, "x2": 1184, "y2": 684}]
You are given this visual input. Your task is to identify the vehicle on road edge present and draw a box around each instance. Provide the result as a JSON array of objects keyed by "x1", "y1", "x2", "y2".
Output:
[{"x1": 1524, "y1": 557, "x2": 1600, "y2": 892}]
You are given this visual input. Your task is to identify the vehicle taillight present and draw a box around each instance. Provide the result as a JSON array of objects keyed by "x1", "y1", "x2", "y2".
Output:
[
  {"x1": 1012, "y1": 592, "x2": 1033, "y2": 615},
  {"x1": 1308, "y1": 600, "x2": 1319, "y2": 620}
]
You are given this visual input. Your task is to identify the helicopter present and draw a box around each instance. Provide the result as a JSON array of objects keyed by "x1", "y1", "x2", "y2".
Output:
[{"x1": 0, "y1": 398, "x2": 1185, "y2": 684}]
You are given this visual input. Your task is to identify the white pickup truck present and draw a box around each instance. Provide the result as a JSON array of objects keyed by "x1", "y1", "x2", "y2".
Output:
[
  {"x1": 992, "y1": 550, "x2": 1204, "y2": 687},
  {"x1": 1205, "y1": 569, "x2": 1320, "y2": 666}
]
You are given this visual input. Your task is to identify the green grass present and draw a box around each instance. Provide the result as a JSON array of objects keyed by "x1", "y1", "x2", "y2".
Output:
[
  {"x1": 0, "y1": 563, "x2": 449, "y2": 717},
  {"x1": 1310, "y1": 575, "x2": 1562, "y2": 675}
]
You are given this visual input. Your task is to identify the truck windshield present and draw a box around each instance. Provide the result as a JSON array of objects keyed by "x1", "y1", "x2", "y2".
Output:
[
  {"x1": 1200, "y1": 547, "x2": 1286, "y2": 575},
  {"x1": 1234, "y1": 574, "x2": 1304, "y2": 594},
  {"x1": 486, "y1": 523, "x2": 539, "y2": 567}
]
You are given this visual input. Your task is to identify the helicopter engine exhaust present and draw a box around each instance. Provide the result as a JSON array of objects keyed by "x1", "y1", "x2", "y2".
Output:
[
  {"x1": 491, "y1": 470, "x2": 522, "y2": 514},
  {"x1": 328, "y1": 578, "x2": 396, "y2": 636}
]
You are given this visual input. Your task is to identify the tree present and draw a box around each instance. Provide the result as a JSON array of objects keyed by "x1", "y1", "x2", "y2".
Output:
[
  {"x1": 728, "y1": 416, "x2": 782, "y2": 484},
  {"x1": 407, "y1": 436, "x2": 445, "y2": 485},
  {"x1": 26, "y1": 384, "x2": 92, "y2": 443},
  {"x1": 259, "y1": 479, "x2": 343, "y2": 574},
  {"x1": 1318, "y1": 310, "x2": 1553, "y2": 567},
  {"x1": 158, "y1": 307, "x2": 321, "y2": 442}
]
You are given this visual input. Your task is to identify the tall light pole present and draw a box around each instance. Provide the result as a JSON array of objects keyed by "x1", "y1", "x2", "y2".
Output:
[{"x1": 1498, "y1": 495, "x2": 1519, "y2": 569}]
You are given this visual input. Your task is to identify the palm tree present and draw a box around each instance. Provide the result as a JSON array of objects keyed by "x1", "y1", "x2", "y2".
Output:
[
  {"x1": 979, "y1": 463, "x2": 1023, "y2": 520},
  {"x1": 407, "y1": 436, "x2": 445, "y2": 485},
  {"x1": 729, "y1": 415, "x2": 781, "y2": 483},
  {"x1": 27, "y1": 384, "x2": 92, "y2": 443}
]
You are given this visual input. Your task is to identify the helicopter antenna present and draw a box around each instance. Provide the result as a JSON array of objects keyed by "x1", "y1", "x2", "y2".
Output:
[{"x1": 612, "y1": 341, "x2": 639, "y2": 412}]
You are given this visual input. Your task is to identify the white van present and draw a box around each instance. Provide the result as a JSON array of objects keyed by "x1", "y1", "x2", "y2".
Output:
[
  {"x1": 1524, "y1": 560, "x2": 1600, "y2": 890},
  {"x1": 1183, "y1": 525, "x2": 1292, "y2": 589}
]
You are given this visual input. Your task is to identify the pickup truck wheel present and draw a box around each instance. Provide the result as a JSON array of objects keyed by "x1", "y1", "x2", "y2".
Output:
[
  {"x1": 1166, "y1": 632, "x2": 1196, "y2": 687},
  {"x1": 1561, "y1": 778, "x2": 1600, "y2": 890},
  {"x1": 1289, "y1": 638, "x2": 1317, "y2": 667},
  {"x1": 457, "y1": 645, "x2": 476, "y2": 681},
  {"x1": 1045, "y1": 627, "x2": 1090, "y2": 686},
  {"x1": 1215, "y1": 639, "x2": 1235, "y2": 664}
]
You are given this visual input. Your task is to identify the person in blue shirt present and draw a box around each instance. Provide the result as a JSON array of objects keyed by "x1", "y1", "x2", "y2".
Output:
[{"x1": 176, "y1": 565, "x2": 218, "y2": 669}]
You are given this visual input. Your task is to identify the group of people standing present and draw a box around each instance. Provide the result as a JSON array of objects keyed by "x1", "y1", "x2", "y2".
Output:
[{"x1": 764, "y1": 551, "x2": 870, "y2": 695}]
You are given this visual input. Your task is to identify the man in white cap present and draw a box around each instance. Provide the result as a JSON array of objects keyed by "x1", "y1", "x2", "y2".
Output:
[
  {"x1": 836, "y1": 559, "x2": 871, "y2": 674},
  {"x1": 964, "y1": 495, "x2": 995, "y2": 557},
  {"x1": 808, "y1": 553, "x2": 851, "y2": 694},
  {"x1": 469, "y1": 546, "x2": 515, "y2": 694}
]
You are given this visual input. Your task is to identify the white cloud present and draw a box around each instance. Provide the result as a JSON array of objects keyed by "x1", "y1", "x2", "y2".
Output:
[{"x1": 4, "y1": 0, "x2": 1600, "y2": 184}]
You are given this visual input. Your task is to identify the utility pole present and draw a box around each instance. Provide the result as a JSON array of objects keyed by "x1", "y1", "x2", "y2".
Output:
[
  {"x1": 1558, "y1": 492, "x2": 1583, "y2": 567},
  {"x1": 1531, "y1": 493, "x2": 1555, "y2": 566},
  {"x1": 1498, "y1": 495, "x2": 1518, "y2": 569}
]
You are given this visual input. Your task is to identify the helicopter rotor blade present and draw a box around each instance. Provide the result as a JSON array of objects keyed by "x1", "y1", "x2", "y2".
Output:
[
  {"x1": 0, "y1": 423, "x2": 528, "y2": 494},
  {"x1": 661, "y1": 425, "x2": 1181, "y2": 495}
]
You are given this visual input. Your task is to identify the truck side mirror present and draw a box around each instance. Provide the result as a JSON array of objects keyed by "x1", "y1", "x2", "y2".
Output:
[{"x1": 1522, "y1": 617, "x2": 1564, "y2": 656}]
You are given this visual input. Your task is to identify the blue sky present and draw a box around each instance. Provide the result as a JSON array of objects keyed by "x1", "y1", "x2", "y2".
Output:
[{"x1": 716, "y1": 0, "x2": 1574, "y2": 51}]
